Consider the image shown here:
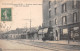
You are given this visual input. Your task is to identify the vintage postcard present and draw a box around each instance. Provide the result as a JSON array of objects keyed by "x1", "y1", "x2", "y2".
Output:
[{"x1": 0, "y1": 0, "x2": 80, "y2": 51}]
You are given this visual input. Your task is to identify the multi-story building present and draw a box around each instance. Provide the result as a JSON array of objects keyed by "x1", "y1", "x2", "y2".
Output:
[
  {"x1": 43, "y1": 0, "x2": 80, "y2": 41},
  {"x1": 42, "y1": 0, "x2": 53, "y2": 40},
  {"x1": 42, "y1": 0, "x2": 50, "y2": 28}
]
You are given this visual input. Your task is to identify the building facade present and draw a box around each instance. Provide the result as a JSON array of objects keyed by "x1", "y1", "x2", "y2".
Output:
[
  {"x1": 43, "y1": 0, "x2": 80, "y2": 41},
  {"x1": 42, "y1": 0, "x2": 50, "y2": 28}
]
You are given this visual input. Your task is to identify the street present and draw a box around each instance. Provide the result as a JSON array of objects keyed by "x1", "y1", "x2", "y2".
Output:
[
  {"x1": 0, "y1": 39, "x2": 52, "y2": 51},
  {"x1": 0, "y1": 39, "x2": 80, "y2": 51}
]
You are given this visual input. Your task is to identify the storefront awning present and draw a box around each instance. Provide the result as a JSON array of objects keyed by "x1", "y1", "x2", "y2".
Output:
[
  {"x1": 43, "y1": 28, "x2": 48, "y2": 34},
  {"x1": 38, "y1": 28, "x2": 48, "y2": 34},
  {"x1": 38, "y1": 30, "x2": 43, "y2": 34}
]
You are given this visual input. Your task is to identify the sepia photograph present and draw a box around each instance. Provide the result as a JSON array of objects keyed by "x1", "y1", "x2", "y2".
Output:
[{"x1": 0, "y1": 0, "x2": 80, "y2": 51}]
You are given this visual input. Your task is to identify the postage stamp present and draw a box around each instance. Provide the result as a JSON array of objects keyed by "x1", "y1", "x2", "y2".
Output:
[{"x1": 1, "y1": 8, "x2": 12, "y2": 21}]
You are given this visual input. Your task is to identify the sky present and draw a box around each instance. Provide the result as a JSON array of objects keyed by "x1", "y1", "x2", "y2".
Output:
[{"x1": 0, "y1": 0, "x2": 43, "y2": 30}]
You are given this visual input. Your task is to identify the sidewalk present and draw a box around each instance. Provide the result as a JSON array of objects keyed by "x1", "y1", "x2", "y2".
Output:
[
  {"x1": 17, "y1": 39, "x2": 80, "y2": 46},
  {"x1": 30, "y1": 40, "x2": 80, "y2": 46}
]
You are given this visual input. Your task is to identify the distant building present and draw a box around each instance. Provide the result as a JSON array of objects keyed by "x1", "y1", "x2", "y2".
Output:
[
  {"x1": 2, "y1": 28, "x2": 27, "y2": 39},
  {"x1": 42, "y1": 0, "x2": 80, "y2": 41},
  {"x1": 27, "y1": 27, "x2": 38, "y2": 40}
]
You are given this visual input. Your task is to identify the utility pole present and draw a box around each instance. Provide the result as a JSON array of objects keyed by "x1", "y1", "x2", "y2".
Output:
[
  {"x1": 25, "y1": 5, "x2": 32, "y2": 32},
  {"x1": 24, "y1": 5, "x2": 32, "y2": 40},
  {"x1": 30, "y1": 19, "x2": 31, "y2": 32},
  {"x1": 24, "y1": 19, "x2": 32, "y2": 40},
  {"x1": 29, "y1": 5, "x2": 31, "y2": 33}
]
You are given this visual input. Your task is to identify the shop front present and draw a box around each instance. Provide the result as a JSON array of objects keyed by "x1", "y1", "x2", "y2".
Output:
[
  {"x1": 70, "y1": 27, "x2": 80, "y2": 41},
  {"x1": 53, "y1": 27, "x2": 60, "y2": 41},
  {"x1": 59, "y1": 22, "x2": 80, "y2": 41},
  {"x1": 38, "y1": 29, "x2": 43, "y2": 40},
  {"x1": 38, "y1": 28, "x2": 48, "y2": 40}
]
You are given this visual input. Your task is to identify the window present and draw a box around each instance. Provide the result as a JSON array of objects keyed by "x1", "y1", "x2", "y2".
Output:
[
  {"x1": 54, "y1": 0, "x2": 56, "y2": 4},
  {"x1": 55, "y1": 8, "x2": 57, "y2": 15},
  {"x1": 62, "y1": 3, "x2": 66, "y2": 13},
  {"x1": 55, "y1": 19, "x2": 57, "y2": 25},
  {"x1": 73, "y1": 12, "x2": 77, "y2": 23},
  {"x1": 63, "y1": 29, "x2": 68, "y2": 34},
  {"x1": 49, "y1": 21, "x2": 52, "y2": 26},
  {"x1": 56, "y1": 30, "x2": 58, "y2": 37},
  {"x1": 62, "y1": 16, "x2": 67, "y2": 25},
  {"x1": 72, "y1": 0, "x2": 77, "y2": 8},
  {"x1": 74, "y1": 0, "x2": 77, "y2": 5},
  {"x1": 49, "y1": 1, "x2": 51, "y2": 8},
  {"x1": 49, "y1": 11, "x2": 51, "y2": 18}
]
